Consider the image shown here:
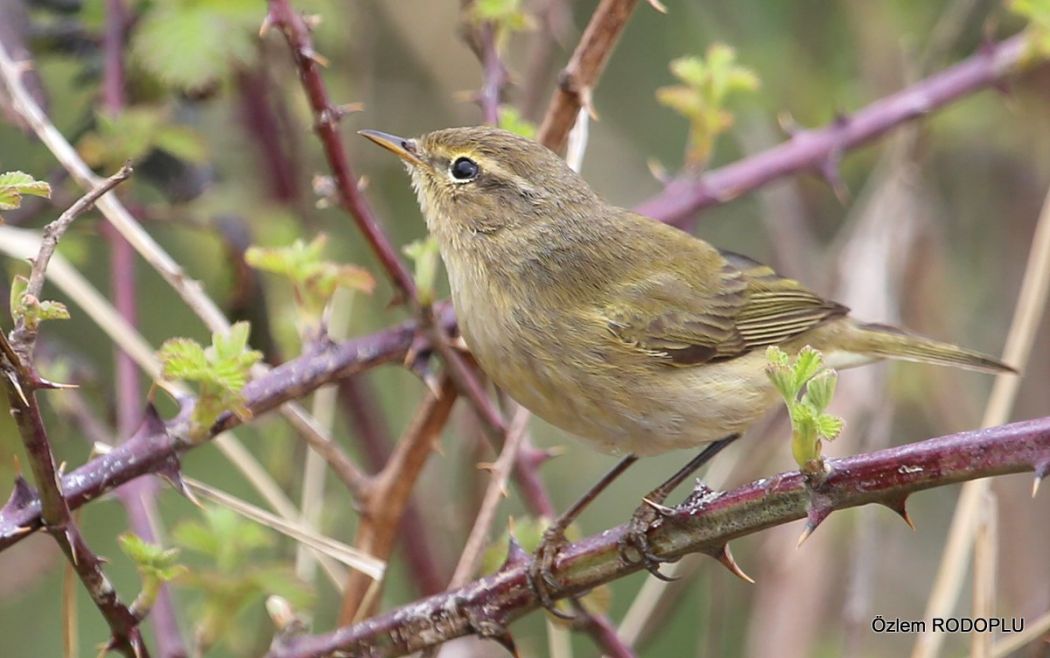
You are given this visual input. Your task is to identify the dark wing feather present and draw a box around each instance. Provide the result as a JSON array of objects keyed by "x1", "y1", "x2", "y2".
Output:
[{"x1": 604, "y1": 247, "x2": 848, "y2": 366}]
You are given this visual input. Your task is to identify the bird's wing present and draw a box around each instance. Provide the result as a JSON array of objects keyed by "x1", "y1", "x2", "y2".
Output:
[{"x1": 603, "y1": 245, "x2": 848, "y2": 366}]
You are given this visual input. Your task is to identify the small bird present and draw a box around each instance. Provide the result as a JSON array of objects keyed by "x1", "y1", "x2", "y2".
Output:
[{"x1": 360, "y1": 125, "x2": 1011, "y2": 604}]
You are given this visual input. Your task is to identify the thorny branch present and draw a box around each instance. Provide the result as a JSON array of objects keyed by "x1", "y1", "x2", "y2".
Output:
[
  {"x1": 265, "y1": 0, "x2": 418, "y2": 303},
  {"x1": 0, "y1": 309, "x2": 455, "y2": 552},
  {"x1": 10, "y1": 164, "x2": 132, "y2": 358},
  {"x1": 536, "y1": 0, "x2": 640, "y2": 153},
  {"x1": 0, "y1": 5, "x2": 1044, "y2": 656},
  {"x1": 266, "y1": 416, "x2": 1050, "y2": 658},
  {"x1": 1, "y1": 172, "x2": 145, "y2": 656},
  {"x1": 637, "y1": 33, "x2": 1036, "y2": 225}
]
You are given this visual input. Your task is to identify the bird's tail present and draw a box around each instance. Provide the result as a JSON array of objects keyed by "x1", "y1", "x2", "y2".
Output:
[{"x1": 848, "y1": 322, "x2": 1015, "y2": 374}]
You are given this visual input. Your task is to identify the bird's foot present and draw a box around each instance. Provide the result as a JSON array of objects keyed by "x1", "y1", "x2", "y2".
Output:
[
  {"x1": 527, "y1": 525, "x2": 577, "y2": 620},
  {"x1": 618, "y1": 498, "x2": 678, "y2": 581}
]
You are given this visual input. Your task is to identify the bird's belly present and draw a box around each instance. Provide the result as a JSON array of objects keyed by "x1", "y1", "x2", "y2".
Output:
[{"x1": 462, "y1": 311, "x2": 778, "y2": 456}]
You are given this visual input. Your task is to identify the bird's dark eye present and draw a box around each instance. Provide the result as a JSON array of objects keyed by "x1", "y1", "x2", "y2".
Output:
[{"x1": 450, "y1": 157, "x2": 479, "y2": 181}]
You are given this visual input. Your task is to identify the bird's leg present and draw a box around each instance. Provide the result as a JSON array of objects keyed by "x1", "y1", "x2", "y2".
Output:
[
  {"x1": 619, "y1": 434, "x2": 740, "y2": 579},
  {"x1": 528, "y1": 454, "x2": 638, "y2": 617}
]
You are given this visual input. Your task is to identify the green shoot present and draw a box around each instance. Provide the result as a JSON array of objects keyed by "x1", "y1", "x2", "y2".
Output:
[
  {"x1": 157, "y1": 321, "x2": 262, "y2": 441},
  {"x1": 657, "y1": 44, "x2": 759, "y2": 168},
  {"x1": 245, "y1": 234, "x2": 375, "y2": 340},
  {"x1": 766, "y1": 346, "x2": 844, "y2": 475},
  {"x1": 119, "y1": 533, "x2": 187, "y2": 619},
  {"x1": 10, "y1": 275, "x2": 70, "y2": 330},
  {"x1": 173, "y1": 506, "x2": 311, "y2": 653}
]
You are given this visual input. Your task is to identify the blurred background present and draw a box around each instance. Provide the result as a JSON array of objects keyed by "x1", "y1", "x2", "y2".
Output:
[{"x1": 0, "y1": 0, "x2": 1048, "y2": 656}]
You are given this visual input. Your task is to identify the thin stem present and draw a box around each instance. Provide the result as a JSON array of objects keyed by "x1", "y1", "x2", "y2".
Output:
[
  {"x1": 266, "y1": 0, "x2": 417, "y2": 302},
  {"x1": 10, "y1": 164, "x2": 132, "y2": 355},
  {"x1": 447, "y1": 405, "x2": 531, "y2": 588}
]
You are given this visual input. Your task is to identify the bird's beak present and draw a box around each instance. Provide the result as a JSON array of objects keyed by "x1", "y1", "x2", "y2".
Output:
[{"x1": 358, "y1": 130, "x2": 426, "y2": 168}]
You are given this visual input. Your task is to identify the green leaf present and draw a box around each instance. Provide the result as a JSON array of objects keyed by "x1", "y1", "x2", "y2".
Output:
[
  {"x1": 471, "y1": 0, "x2": 533, "y2": 37},
  {"x1": 814, "y1": 413, "x2": 845, "y2": 442},
  {"x1": 792, "y1": 346, "x2": 824, "y2": 392},
  {"x1": 130, "y1": 0, "x2": 259, "y2": 92},
  {"x1": 246, "y1": 235, "x2": 375, "y2": 331},
  {"x1": 157, "y1": 338, "x2": 210, "y2": 381},
  {"x1": 0, "y1": 171, "x2": 51, "y2": 217},
  {"x1": 765, "y1": 346, "x2": 795, "y2": 399},
  {"x1": 156, "y1": 322, "x2": 262, "y2": 438},
  {"x1": 803, "y1": 369, "x2": 837, "y2": 412},
  {"x1": 119, "y1": 533, "x2": 186, "y2": 582},
  {"x1": 10, "y1": 275, "x2": 70, "y2": 329}
]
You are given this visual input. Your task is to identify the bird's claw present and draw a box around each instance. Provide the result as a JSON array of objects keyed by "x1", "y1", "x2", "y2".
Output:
[
  {"x1": 618, "y1": 499, "x2": 677, "y2": 580},
  {"x1": 527, "y1": 526, "x2": 577, "y2": 620}
]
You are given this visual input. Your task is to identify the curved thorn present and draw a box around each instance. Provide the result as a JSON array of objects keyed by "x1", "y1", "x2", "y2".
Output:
[
  {"x1": 881, "y1": 494, "x2": 916, "y2": 529},
  {"x1": 705, "y1": 543, "x2": 755, "y2": 584}
]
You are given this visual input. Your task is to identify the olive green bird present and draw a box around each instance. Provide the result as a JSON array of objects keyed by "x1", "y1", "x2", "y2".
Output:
[{"x1": 360, "y1": 125, "x2": 1012, "y2": 606}]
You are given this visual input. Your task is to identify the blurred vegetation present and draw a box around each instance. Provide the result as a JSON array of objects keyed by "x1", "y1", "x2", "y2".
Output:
[{"x1": 1, "y1": 1, "x2": 1048, "y2": 657}]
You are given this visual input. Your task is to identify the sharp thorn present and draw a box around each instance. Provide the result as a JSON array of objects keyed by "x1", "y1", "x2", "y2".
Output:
[
  {"x1": 777, "y1": 111, "x2": 800, "y2": 137},
  {"x1": 646, "y1": 0, "x2": 668, "y2": 13},
  {"x1": 883, "y1": 495, "x2": 916, "y2": 530},
  {"x1": 488, "y1": 628, "x2": 519, "y2": 658},
  {"x1": 796, "y1": 524, "x2": 814, "y2": 548},
  {"x1": 258, "y1": 13, "x2": 274, "y2": 37},
  {"x1": 705, "y1": 544, "x2": 755, "y2": 584},
  {"x1": 641, "y1": 497, "x2": 676, "y2": 516},
  {"x1": 7, "y1": 372, "x2": 29, "y2": 406},
  {"x1": 501, "y1": 534, "x2": 531, "y2": 571},
  {"x1": 798, "y1": 499, "x2": 832, "y2": 547},
  {"x1": 1032, "y1": 460, "x2": 1049, "y2": 498},
  {"x1": 3, "y1": 474, "x2": 36, "y2": 512},
  {"x1": 579, "y1": 86, "x2": 598, "y2": 121}
]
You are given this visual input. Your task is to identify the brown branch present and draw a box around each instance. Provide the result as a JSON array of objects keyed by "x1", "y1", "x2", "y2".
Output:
[
  {"x1": 266, "y1": 0, "x2": 418, "y2": 302},
  {"x1": 266, "y1": 416, "x2": 1050, "y2": 658},
  {"x1": 636, "y1": 33, "x2": 1035, "y2": 225},
  {"x1": 0, "y1": 310, "x2": 454, "y2": 552},
  {"x1": 536, "y1": 0, "x2": 640, "y2": 152},
  {"x1": 0, "y1": 335, "x2": 146, "y2": 657},
  {"x1": 338, "y1": 378, "x2": 459, "y2": 624},
  {"x1": 338, "y1": 376, "x2": 448, "y2": 596}
]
